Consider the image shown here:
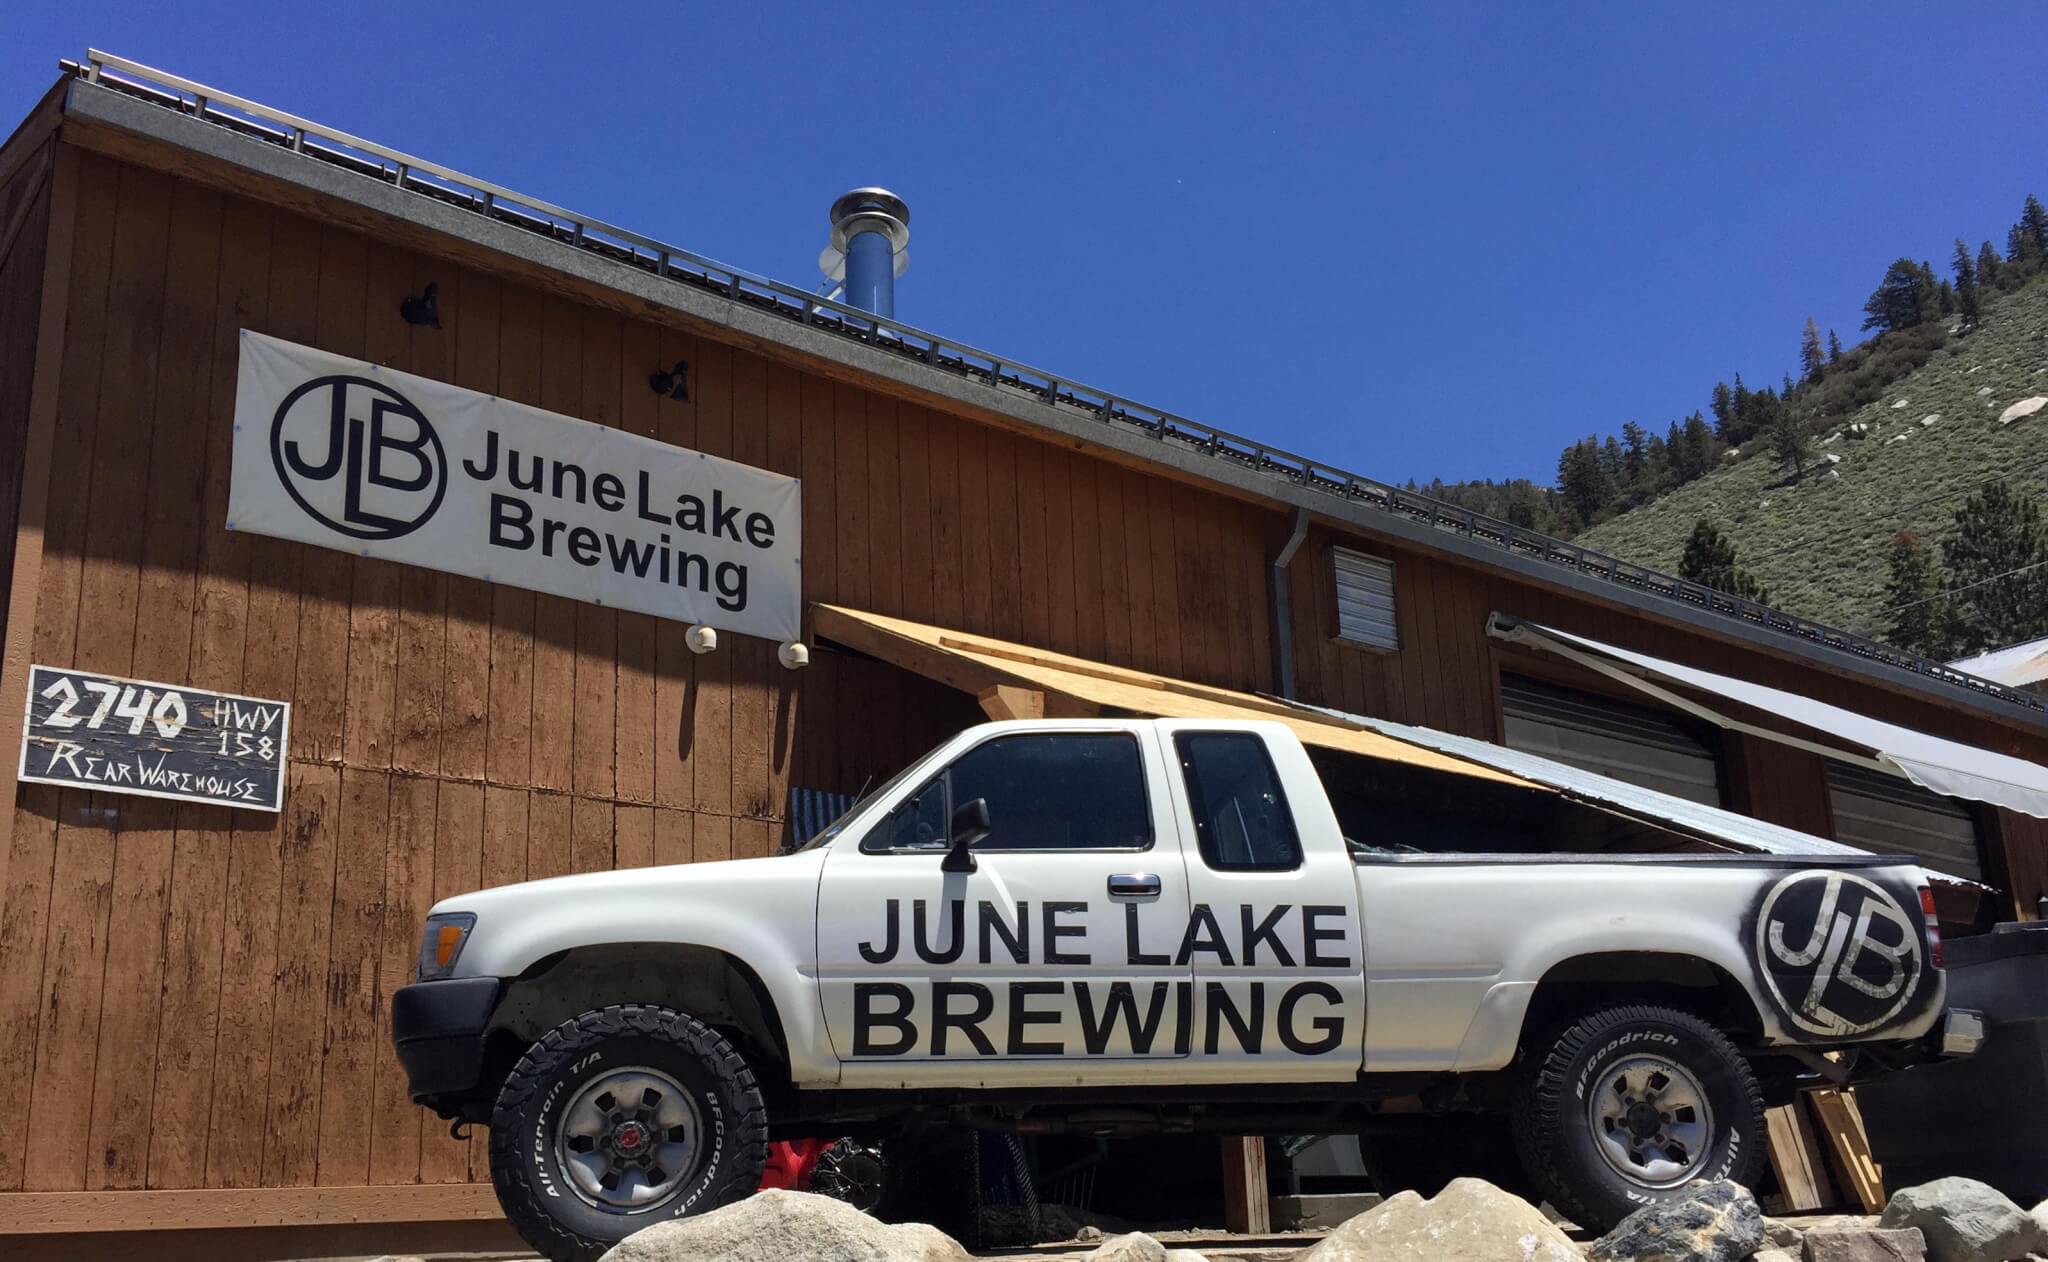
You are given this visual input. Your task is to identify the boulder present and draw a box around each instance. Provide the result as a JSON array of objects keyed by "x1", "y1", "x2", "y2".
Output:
[
  {"x1": 600, "y1": 1189, "x2": 971, "y2": 1262},
  {"x1": 1877, "y1": 1177, "x2": 2048, "y2": 1262},
  {"x1": 1077, "y1": 1225, "x2": 1106, "y2": 1242},
  {"x1": 1998, "y1": 396, "x2": 2047, "y2": 425},
  {"x1": 1802, "y1": 1225, "x2": 1927, "y2": 1262},
  {"x1": 1892, "y1": 398, "x2": 1911, "y2": 409},
  {"x1": 1586, "y1": 1179, "x2": 1764, "y2": 1262},
  {"x1": 1076, "y1": 1233, "x2": 1210, "y2": 1262},
  {"x1": 1921, "y1": 414, "x2": 1940, "y2": 426},
  {"x1": 1764, "y1": 1218, "x2": 1806, "y2": 1250},
  {"x1": 1753, "y1": 1251, "x2": 1799, "y2": 1262},
  {"x1": 1302, "y1": 1178, "x2": 1580, "y2": 1262}
]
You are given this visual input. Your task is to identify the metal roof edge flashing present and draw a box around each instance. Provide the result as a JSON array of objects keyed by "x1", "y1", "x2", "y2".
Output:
[{"x1": 50, "y1": 50, "x2": 2048, "y2": 731}]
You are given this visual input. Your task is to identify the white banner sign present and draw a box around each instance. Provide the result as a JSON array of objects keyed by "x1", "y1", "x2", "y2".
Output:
[{"x1": 228, "y1": 331, "x2": 802, "y2": 641}]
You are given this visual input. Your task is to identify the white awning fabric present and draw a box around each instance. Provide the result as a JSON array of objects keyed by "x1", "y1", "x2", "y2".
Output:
[{"x1": 1492, "y1": 618, "x2": 2048, "y2": 821}]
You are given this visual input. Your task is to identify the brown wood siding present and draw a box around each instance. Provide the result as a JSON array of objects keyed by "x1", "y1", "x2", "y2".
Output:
[
  {"x1": 5, "y1": 139, "x2": 2048, "y2": 1209},
  {"x1": 0, "y1": 136, "x2": 57, "y2": 1199}
]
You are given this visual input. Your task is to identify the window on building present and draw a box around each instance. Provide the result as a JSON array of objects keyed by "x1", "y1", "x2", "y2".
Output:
[
  {"x1": 868, "y1": 732, "x2": 1151, "y2": 852},
  {"x1": 1332, "y1": 548, "x2": 1399, "y2": 650},
  {"x1": 1825, "y1": 763, "x2": 1983, "y2": 883},
  {"x1": 1175, "y1": 731, "x2": 1303, "y2": 870},
  {"x1": 1501, "y1": 674, "x2": 1725, "y2": 806}
]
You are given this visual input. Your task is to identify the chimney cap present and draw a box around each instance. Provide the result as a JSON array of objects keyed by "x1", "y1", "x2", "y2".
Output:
[
  {"x1": 821, "y1": 187, "x2": 911, "y2": 286},
  {"x1": 829, "y1": 187, "x2": 910, "y2": 228}
]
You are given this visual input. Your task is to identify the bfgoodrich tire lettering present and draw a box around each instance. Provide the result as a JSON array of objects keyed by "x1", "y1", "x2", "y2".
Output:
[
  {"x1": 488, "y1": 1005, "x2": 768, "y2": 1262},
  {"x1": 1512, "y1": 1004, "x2": 1763, "y2": 1232}
]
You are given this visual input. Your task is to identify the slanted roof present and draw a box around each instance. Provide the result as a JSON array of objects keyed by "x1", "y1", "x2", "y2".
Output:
[
  {"x1": 39, "y1": 51, "x2": 2048, "y2": 732},
  {"x1": 1952, "y1": 636, "x2": 2048, "y2": 689}
]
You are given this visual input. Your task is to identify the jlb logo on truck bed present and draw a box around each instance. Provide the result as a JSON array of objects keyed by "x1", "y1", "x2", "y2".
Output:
[{"x1": 1754, "y1": 871, "x2": 1923, "y2": 1037}]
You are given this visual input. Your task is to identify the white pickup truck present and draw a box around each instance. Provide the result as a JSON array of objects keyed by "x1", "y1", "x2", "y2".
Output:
[{"x1": 392, "y1": 718, "x2": 1972, "y2": 1261}]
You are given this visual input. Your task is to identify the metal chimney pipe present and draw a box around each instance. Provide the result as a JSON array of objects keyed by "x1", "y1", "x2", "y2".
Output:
[{"x1": 823, "y1": 188, "x2": 910, "y2": 317}]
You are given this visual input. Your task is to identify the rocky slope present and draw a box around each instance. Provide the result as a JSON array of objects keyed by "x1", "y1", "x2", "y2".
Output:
[{"x1": 1576, "y1": 282, "x2": 2048, "y2": 640}]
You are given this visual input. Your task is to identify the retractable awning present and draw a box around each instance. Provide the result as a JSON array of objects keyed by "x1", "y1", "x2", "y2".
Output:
[{"x1": 1492, "y1": 617, "x2": 2048, "y2": 821}]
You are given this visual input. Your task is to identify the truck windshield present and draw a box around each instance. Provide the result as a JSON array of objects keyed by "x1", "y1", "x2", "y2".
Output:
[{"x1": 796, "y1": 748, "x2": 943, "y2": 852}]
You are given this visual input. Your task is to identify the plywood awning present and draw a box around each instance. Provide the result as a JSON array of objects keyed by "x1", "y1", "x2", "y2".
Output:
[{"x1": 809, "y1": 604, "x2": 1542, "y2": 790}]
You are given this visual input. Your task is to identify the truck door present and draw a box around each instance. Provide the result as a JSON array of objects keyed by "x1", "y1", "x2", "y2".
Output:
[
  {"x1": 1162, "y1": 722, "x2": 1367, "y2": 1083},
  {"x1": 817, "y1": 724, "x2": 1195, "y2": 1086}
]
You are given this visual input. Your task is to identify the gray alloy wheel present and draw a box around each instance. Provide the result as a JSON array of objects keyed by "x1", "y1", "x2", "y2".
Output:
[
  {"x1": 554, "y1": 1065, "x2": 707, "y2": 1210},
  {"x1": 1585, "y1": 1054, "x2": 1715, "y2": 1187}
]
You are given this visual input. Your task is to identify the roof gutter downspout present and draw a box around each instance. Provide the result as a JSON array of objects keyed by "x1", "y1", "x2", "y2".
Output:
[{"x1": 1271, "y1": 508, "x2": 1312, "y2": 699}]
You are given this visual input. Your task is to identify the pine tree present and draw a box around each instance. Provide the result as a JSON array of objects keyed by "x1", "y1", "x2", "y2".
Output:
[
  {"x1": 1555, "y1": 438, "x2": 1614, "y2": 527},
  {"x1": 1953, "y1": 239, "x2": 1982, "y2": 329},
  {"x1": 1936, "y1": 279, "x2": 1957, "y2": 316},
  {"x1": 1766, "y1": 406, "x2": 1813, "y2": 480},
  {"x1": 1979, "y1": 240, "x2": 2002, "y2": 288},
  {"x1": 1945, "y1": 481, "x2": 2048, "y2": 652},
  {"x1": 1620, "y1": 421, "x2": 1649, "y2": 485},
  {"x1": 1827, "y1": 329, "x2": 1843, "y2": 363},
  {"x1": 1863, "y1": 258, "x2": 1934, "y2": 333},
  {"x1": 1722, "y1": 374, "x2": 1755, "y2": 443},
  {"x1": 1679, "y1": 520, "x2": 1769, "y2": 603},
  {"x1": 1600, "y1": 436, "x2": 1627, "y2": 491},
  {"x1": 1731, "y1": 383, "x2": 1779, "y2": 446},
  {"x1": 1644, "y1": 432, "x2": 1670, "y2": 488},
  {"x1": 1800, "y1": 318, "x2": 1825, "y2": 380},
  {"x1": 2010, "y1": 223, "x2": 2037, "y2": 266},
  {"x1": 1709, "y1": 381, "x2": 1735, "y2": 436},
  {"x1": 1883, "y1": 531, "x2": 1955, "y2": 656},
  {"x1": 1678, "y1": 412, "x2": 1715, "y2": 481},
  {"x1": 2024, "y1": 194, "x2": 2048, "y2": 256}
]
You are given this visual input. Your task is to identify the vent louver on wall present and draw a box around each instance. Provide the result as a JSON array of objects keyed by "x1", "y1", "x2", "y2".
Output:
[{"x1": 1332, "y1": 548, "x2": 1399, "y2": 650}]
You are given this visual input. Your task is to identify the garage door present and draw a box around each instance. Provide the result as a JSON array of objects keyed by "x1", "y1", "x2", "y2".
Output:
[
  {"x1": 1501, "y1": 675, "x2": 1725, "y2": 806},
  {"x1": 1825, "y1": 763, "x2": 1983, "y2": 883}
]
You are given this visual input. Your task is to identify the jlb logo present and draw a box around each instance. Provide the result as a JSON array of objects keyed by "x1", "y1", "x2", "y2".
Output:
[
  {"x1": 269, "y1": 375, "x2": 446, "y2": 540},
  {"x1": 1755, "y1": 871, "x2": 1921, "y2": 1037}
]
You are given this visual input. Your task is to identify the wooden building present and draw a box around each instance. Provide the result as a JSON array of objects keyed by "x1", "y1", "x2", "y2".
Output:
[{"x1": 1, "y1": 54, "x2": 2045, "y2": 1257}]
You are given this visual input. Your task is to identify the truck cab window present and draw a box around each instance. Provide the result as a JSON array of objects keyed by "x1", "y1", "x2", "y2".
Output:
[
  {"x1": 866, "y1": 732, "x2": 1151, "y2": 852},
  {"x1": 1175, "y1": 731, "x2": 1302, "y2": 871},
  {"x1": 886, "y1": 779, "x2": 949, "y2": 850},
  {"x1": 951, "y1": 733, "x2": 1150, "y2": 850}
]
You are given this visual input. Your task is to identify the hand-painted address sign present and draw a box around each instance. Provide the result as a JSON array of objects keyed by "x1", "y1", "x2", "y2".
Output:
[{"x1": 16, "y1": 665, "x2": 290, "y2": 812}]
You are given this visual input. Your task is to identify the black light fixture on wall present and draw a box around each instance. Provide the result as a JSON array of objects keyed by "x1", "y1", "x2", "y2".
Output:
[
  {"x1": 649, "y1": 359, "x2": 689, "y2": 401},
  {"x1": 399, "y1": 282, "x2": 440, "y2": 328}
]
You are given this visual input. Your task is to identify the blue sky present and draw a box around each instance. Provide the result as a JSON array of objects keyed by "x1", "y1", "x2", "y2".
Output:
[{"x1": 5, "y1": 3, "x2": 2043, "y2": 485}]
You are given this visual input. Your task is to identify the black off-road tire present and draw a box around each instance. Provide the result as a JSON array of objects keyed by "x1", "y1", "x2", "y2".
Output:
[
  {"x1": 487, "y1": 1004, "x2": 768, "y2": 1262},
  {"x1": 1512, "y1": 1004, "x2": 1763, "y2": 1232}
]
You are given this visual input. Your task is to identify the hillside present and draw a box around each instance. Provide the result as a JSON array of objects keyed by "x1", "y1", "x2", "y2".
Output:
[{"x1": 1574, "y1": 280, "x2": 2048, "y2": 639}]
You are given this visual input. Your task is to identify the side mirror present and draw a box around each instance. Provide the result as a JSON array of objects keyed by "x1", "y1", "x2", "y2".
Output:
[{"x1": 942, "y1": 798, "x2": 992, "y2": 873}]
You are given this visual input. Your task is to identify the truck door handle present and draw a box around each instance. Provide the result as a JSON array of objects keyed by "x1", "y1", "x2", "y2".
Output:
[{"x1": 1107, "y1": 873, "x2": 1161, "y2": 898}]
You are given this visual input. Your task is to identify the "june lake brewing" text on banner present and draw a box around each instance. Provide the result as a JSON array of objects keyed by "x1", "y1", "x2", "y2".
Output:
[{"x1": 228, "y1": 330, "x2": 802, "y2": 641}]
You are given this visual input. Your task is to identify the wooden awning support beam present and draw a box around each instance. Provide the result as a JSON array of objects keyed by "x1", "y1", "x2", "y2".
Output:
[{"x1": 977, "y1": 684, "x2": 1045, "y2": 722}]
